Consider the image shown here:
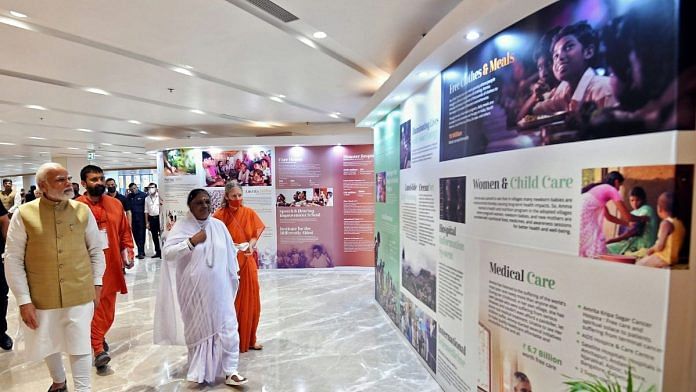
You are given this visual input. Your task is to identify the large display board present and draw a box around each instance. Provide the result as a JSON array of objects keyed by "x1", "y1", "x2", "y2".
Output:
[
  {"x1": 374, "y1": 0, "x2": 696, "y2": 390},
  {"x1": 158, "y1": 144, "x2": 374, "y2": 268}
]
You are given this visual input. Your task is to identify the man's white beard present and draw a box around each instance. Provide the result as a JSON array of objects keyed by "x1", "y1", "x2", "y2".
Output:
[{"x1": 62, "y1": 189, "x2": 75, "y2": 200}]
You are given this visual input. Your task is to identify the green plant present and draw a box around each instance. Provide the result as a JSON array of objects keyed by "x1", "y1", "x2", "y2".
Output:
[{"x1": 564, "y1": 366, "x2": 656, "y2": 392}]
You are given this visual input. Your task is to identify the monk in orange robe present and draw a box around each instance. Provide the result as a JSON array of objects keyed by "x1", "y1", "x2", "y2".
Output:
[
  {"x1": 77, "y1": 165, "x2": 135, "y2": 369},
  {"x1": 213, "y1": 181, "x2": 264, "y2": 353}
]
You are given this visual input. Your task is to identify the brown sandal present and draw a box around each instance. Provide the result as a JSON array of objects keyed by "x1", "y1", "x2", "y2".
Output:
[{"x1": 250, "y1": 344, "x2": 263, "y2": 350}]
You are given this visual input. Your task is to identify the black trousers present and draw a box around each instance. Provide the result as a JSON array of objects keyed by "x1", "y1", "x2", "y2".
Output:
[
  {"x1": 132, "y1": 217, "x2": 146, "y2": 256},
  {"x1": 148, "y1": 215, "x2": 161, "y2": 256},
  {"x1": 0, "y1": 259, "x2": 8, "y2": 334}
]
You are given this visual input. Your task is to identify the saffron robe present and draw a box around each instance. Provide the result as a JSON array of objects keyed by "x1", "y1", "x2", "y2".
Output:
[{"x1": 213, "y1": 205, "x2": 265, "y2": 352}]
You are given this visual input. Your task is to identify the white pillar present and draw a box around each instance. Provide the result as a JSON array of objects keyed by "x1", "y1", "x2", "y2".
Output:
[{"x1": 53, "y1": 156, "x2": 89, "y2": 194}]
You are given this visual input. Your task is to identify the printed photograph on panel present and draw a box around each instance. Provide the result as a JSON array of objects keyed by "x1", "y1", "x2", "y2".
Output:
[
  {"x1": 276, "y1": 187, "x2": 333, "y2": 207},
  {"x1": 276, "y1": 244, "x2": 334, "y2": 269},
  {"x1": 401, "y1": 245, "x2": 437, "y2": 311},
  {"x1": 375, "y1": 231, "x2": 398, "y2": 322},
  {"x1": 579, "y1": 164, "x2": 693, "y2": 269},
  {"x1": 376, "y1": 172, "x2": 387, "y2": 203},
  {"x1": 163, "y1": 148, "x2": 197, "y2": 176},
  {"x1": 202, "y1": 148, "x2": 272, "y2": 187},
  {"x1": 440, "y1": 176, "x2": 466, "y2": 223},
  {"x1": 400, "y1": 120, "x2": 412, "y2": 169},
  {"x1": 400, "y1": 294, "x2": 437, "y2": 372},
  {"x1": 440, "y1": 0, "x2": 692, "y2": 161}
]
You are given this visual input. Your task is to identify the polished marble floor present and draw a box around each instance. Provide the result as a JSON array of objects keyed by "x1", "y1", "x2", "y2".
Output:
[{"x1": 1, "y1": 260, "x2": 441, "y2": 391}]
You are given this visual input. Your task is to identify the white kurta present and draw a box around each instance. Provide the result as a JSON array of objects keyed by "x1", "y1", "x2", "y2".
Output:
[
  {"x1": 3, "y1": 207, "x2": 105, "y2": 361},
  {"x1": 154, "y1": 212, "x2": 241, "y2": 383}
]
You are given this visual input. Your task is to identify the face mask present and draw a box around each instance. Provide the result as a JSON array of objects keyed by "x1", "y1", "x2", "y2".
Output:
[
  {"x1": 149, "y1": 188, "x2": 157, "y2": 195},
  {"x1": 229, "y1": 199, "x2": 242, "y2": 208},
  {"x1": 107, "y1": 186, "x2": 116, "y2": 194},
  {"x1": 87, "y1": 184, "x2": 105, "y2": 197}
]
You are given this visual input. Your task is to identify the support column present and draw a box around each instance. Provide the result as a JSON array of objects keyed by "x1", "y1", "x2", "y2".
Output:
[{"x1": 53, "y1": 156, "x2": 88, "y2": 194}]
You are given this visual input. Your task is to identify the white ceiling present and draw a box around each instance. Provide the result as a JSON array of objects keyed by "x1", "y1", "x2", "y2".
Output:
[{"x1": 0, "y1": 0, "x2": 460, "y2": 176}]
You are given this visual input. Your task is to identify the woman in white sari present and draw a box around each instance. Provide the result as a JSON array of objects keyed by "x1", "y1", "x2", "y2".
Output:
[{"x1": 154, "y1": 189, "x2": 248, "y2": 386}]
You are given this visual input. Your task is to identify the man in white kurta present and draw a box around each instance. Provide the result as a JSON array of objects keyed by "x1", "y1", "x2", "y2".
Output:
[
  {"x1": 153, "y1": 189, "x2": 247, "y2": 386},
  {"x1": 4, "y1": 163, "x2": 105, "y2": 392}
]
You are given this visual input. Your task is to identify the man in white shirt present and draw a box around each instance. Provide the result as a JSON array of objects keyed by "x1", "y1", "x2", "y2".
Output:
[
  {"x1": 144, "y1": 183, "x2": 162, "y2": 259},
  {"x1": 4, "y1": 162, "x2": 105, "y2": 392}
]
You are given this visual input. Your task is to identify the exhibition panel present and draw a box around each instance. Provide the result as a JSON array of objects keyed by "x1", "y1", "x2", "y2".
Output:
[
  {"x1": 156, "y1": 143, "x2": 374, "y2": 268},
  {"x1": 372, "y1": 0, "x2": 695, "y2": 390}
]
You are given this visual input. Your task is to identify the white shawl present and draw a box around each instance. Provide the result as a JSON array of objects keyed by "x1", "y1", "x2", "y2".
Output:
[{"x1": 153, "y1": 212, "x2": 239, "y2": 346}]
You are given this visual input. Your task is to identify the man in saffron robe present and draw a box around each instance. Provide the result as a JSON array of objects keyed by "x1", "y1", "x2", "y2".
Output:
[
  {"x1": 212, "y1": 181, "x2": 265, "y2": 352},
  {"x1": 77, "y1": 165, "x2": 135, "y2": 370}
]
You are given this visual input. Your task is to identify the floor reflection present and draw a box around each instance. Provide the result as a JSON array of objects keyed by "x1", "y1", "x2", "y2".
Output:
[{"x1": 1, "y1": 260, "x2": 441, "y2": 391}]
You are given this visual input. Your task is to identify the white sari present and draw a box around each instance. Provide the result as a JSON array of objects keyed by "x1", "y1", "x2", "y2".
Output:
[{"x1": 154, "y1": 212, "x2": 240, "y2": 383}]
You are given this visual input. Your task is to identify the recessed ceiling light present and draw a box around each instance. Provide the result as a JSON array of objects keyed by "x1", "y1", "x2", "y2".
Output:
[
  {"x1": 9, "y1": 11, "x2": 27, "y2": 18},
  {"x1": 123, "y1": 151, "x2": 131, "y2": 154},
  {"x1": 182, "y1": 65, "x2": 194, "y2": 70},
  {"x1": 76, "y1": 128, "x2": 93, "y2": 133},
  {"x1": 465, "y1": 31, "x2": 481, "y2": 41},
  {"x1": 67, "y1": 147, "x2": 79, "y2": 150},
  {"x1": 28, "y1": 136, "x2": 46, "y2": 140},
  {"x1": 127, "y1": 120, "x2": 141, "y2": 125},
  {"x1": 312, "y1": 31, "x2": 327, "y2": 39},
  {"x1": 146, "y1": 136, "x2": 165, "y2": 141},
  {"x1": 83, "y1": 87, "x2": 110, "y2": 95},
  {"x1": 14, "y1": 155, "x2": 25, "y2": 158},
  {"x1": 23, "y1": 162, "x2": 32, "y2": 165},
  {"x1": 252, "y1": 122, "x2": 272, "y2": 128},
  {"x1": 26, "y1": 105, "x2": 47, "y2": 111},
  {"x1": 101, "y1": 143, "x2": 112, "y2": 146},
  {"x1": 329, "y1": 113, "x2": 340, "y2": 119},
  {"x1": 199, "y1": 131, "x2": 208, "y2": 134},
  {"x1": 269, "y1": 96, "x2": 284, "y2": 103},
  {"x1": 190, "y1": 109, "x2": 205, "y2": 115},
  {"x1": 417, "y1": 71, "x2": 432, "y2": 79},
  {"x1": 0, "y1": 142, "x2": 16, "y2": 146},
  {"x1": 297, "y1": 36, "x2": 317, "y2": 49},
  {"x1": 171, "y1": 67, "x2": 194, "y2": 76},
  {"x1": 39, "y1": 151, "x2": 49, "y2": 154}
]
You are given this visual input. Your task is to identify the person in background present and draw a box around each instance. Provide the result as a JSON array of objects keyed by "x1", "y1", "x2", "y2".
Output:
[
  {"x1": 606, "y1": 186, "x2": 658, "y2": 255},
  {"x1": 23, "y1": 185, "x2": 37, "y2": 203},
  {"x1": 635, "y1": 192, "x2": 686, "y2": 268},
  {"x1": 77, "y1": 165, "x2": 135, "y2": 371},
  {"x1": 237, "y1": 163, "x2": 250, "y2": 186},
  {"x1": 308, "y1": 244, "x2": 333, "y2": 268},
  {"x1": 4, "y1": 162, "x2": 105, "y2": 392},
  {"x1": 550, "y1": 21, "x2": 616, "y2": 113},
  {"x1": 72, "y1": 182, "x2": 81, "y2": 200},
  {"x1": 33, "y1": 188, "x2": 43, "y2": 199},
  {"x1": 579, "y1": 171, "x2": 646, "y2": 258},
  {"x1": 0, "y1": 202, "x2": 12, "y2": 351},
  {"x1": 154, "y1": 189, "x2": 248, "y2": 386},
  {"x1": 516, "y1": 26, "x2": 563, "y2": 118},
  {"x1": 127, "y1": 183, "x2": 147, "y2": 259},
  {"x1": 0, "y1": 179, "x2": 16, "y2": 212},
  {"x1": 513, "y1": 372, "x2": 532, "y2": 392},
  {"x1": 213, "y1": 181, "x2": 265, "y2": 352},
  {"x1": 106, "y1": 178, "x2": 132, "y2": 223},
  {"x1": 144, "y1": 182, "x2": 162, "y2": 259},
  {"x1": 249, "y1": 169, "x2": 265, "y2": 186},
  {"x1": 7, "y1": 185, "x2": 26, "y2": 217}
]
